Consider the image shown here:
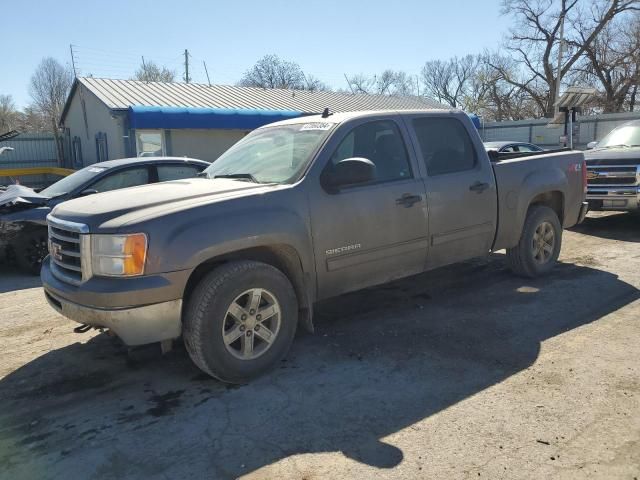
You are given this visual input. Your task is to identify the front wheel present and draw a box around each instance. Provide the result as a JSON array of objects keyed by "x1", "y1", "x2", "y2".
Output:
[
  {"x1": 507, "y1": 205, "x2": 562, "y2": 278},
  {"x1": 14, "y1": 228, "x2": 49, "y2": 275},
  {"x1": 183, "y1": 261, "x2": 298, "y2": 383}
]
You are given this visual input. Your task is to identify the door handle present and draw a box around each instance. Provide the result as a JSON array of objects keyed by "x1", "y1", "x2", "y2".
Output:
[
  {"x1": 396, "y1": 193, "x2": 422, "y2": 207},
  {"x1": 469, "y1": 181, "x2": 490, "y2": 193}
]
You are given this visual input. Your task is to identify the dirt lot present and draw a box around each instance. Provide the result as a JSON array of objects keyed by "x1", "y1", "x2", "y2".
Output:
[{"x1": 0, "y1": 212, "x2": 638, "y2": 480}]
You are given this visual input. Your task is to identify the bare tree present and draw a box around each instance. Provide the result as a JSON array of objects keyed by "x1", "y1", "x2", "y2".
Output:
[
  {"x1": 497, "y1": 0, "x2": 639, "y2": 117},
  {"x1": 0, "y1": 95, "x2": 19, "y2": 133},
  {"x1": 29, "y1": 57, "x2": 73, "y2": 162},
  {"x1": 303, "y1": 74, "x2": 331, "y2": 92},
  {"x1": 17, "y1": 105, "x2": 49, "y2": 132},
  {"x1": 573, "y1": 14, "x2": 640, "y2": 112},
  {"x1": 345, "y1": 73, "x2": 374, "y2": 94},
  {"x1": 345, "y1": 70, "x2": 417, "y2": 95},
  {"x1": 421, "y1": 55, "x2": 481, "y2": 108},
  {"x1": 239, "y1": 54, "x2": 306, "y2": 89},
  {"x1": 133, "y1": 60, "x2": 176, "y2": 83}
]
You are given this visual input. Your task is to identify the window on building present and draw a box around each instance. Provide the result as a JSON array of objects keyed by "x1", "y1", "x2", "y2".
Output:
[
  {"x1": 72, "y1": 136, "x2": 83, "y2": 168},
  {"x1": 95, "y1": 132, "x2": 109, "y2": 162},
  {"x1": 136, "y1": 130, "x2": 165, "y2": 157}
]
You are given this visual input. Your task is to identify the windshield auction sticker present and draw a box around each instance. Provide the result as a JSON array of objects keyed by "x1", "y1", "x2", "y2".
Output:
[{"x1": 300, "y1": 123, "x2": 332, "y2": 131}]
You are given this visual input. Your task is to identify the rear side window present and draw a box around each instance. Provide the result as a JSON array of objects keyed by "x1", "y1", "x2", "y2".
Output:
[
  {"x1": 412, "y1": 117, "x2": 477, "y2": 176},
  {"x1": 157, "y1": 164, "x2": 202, "y2": 181},
  {"x1": 330, "y1": 120, "x2": 412, "y2": 183},
  {"x1": 90, "y1": 167, "x2": 150, "y2": 193}
]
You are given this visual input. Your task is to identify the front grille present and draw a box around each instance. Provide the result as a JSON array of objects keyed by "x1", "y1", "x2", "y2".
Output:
[
  {"x1": 47, "y1": 216, "x2": 89, "y2": 285},
  {"x1": 588, "y1": 176, "x2": 637, "y2": 185},
  {"x1": 587, "y1": 165, "x2": 638, "y2": 187}
]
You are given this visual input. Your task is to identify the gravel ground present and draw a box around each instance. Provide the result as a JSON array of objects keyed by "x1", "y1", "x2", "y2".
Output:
[{"x1": 0, "y1": 212, "x2": 638, "y2": 480}]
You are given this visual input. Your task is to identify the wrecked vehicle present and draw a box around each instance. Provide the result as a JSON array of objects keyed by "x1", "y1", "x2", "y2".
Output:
[
  {"x1": 1, "y1": 157, "x2": 209, "y2": 273},
  {"x1": 42, "y1": 110, "x2": 588, "y2": 383}
]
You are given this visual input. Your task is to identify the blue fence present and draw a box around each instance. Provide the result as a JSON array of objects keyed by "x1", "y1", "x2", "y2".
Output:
[
  {"x1": 0, "y1": 133, "x2": 57, "y2": 169},
  {"x1": 0, "y1": 133, "x2": 59, "y2": 187}
]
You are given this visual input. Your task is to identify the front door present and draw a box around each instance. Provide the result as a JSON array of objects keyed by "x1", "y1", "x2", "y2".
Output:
[
  {"x1": 309, "y1": 118, "x2": 429, "y2": 299},
  {"x1": 408, "y1": 115, "x2": 497, "y2": 269}
]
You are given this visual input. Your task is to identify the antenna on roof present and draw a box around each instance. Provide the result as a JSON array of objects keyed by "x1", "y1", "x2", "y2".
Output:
[{"x1": 321, "y1": 107, "x2": 332, "y2": 118}]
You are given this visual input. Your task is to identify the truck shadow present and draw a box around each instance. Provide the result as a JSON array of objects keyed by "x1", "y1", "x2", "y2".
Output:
[
  {"x1": 0, "y1": 257, "x2": 638, "y2": 478},
  {"x1": 571, "y1": 212, "x2": 640, "y2": 243},
  {"x1": 0, "y1": 265, "x2": 41, "y2": 293}
]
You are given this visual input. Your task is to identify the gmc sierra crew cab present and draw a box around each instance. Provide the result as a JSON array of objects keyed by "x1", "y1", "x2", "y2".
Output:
[{"x1": 41, "y1": 110, "x2": 588, "y2": 383}]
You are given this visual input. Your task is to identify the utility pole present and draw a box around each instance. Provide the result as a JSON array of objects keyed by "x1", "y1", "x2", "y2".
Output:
[
  {"x1": 554, "y1": 11, "x2": 566, "y2": 116},
  {"x1": 344, "y1": 73, "x2": 355, "y2": 94},
  {"x1": 69, "y1": 44, "x2": 77, "y2": 77},
  {"x1": 203, "y1": 60, "x2": 211, "y2": 86},
  {"x1": 184, "y1": 49, "x2": 191, "y2": 84}
]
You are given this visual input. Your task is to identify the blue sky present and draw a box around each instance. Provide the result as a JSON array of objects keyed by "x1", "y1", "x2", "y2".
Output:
[{"x1": 3, "y1": 0, "x2": 505, "y2": 108}]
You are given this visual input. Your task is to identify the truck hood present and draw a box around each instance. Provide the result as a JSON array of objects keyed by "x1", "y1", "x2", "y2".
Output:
[
  {"x1": 584, "y1": 147, "x2": 640, "y2": 165},
  {"x1": 50, "y1": 178, "x2": 282, "y2": 230}
]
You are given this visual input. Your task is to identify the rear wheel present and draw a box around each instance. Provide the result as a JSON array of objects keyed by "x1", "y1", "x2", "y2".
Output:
[
  {"x1": 15, "y1": 229, "x2": 48, "y2": 275},
  {"x1": 183, "y1": 261, "x2": 298, "y2": 383},
  {"x1": 507, "y1": 205, "x2": 562, "y2": 277}
]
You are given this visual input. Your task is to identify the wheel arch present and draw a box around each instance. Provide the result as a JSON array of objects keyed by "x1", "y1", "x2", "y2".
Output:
[
  {"x1": 528, "y1": 190, "x2": 564, "y2": 224},
  {"x1": 182, "y1": 244, "x2": 315, "y2": 333}
]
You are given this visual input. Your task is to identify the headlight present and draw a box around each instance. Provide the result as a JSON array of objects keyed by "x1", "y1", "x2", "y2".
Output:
[{"x1": 91, "y1": 233, "x2": 147, "y2": 277}]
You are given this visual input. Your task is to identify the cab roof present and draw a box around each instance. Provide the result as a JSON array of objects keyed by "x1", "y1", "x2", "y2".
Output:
[{"x1": 258, "y1": 109, "x2": 463, "y2": 128}]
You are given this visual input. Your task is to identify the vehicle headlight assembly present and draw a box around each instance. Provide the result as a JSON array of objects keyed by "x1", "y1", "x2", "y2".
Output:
[{"x1": 91, "y1": 233, "x2": 147, "y2": 277}]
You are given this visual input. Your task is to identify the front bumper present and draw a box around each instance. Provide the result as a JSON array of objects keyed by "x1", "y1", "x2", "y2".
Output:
[
  {"x1": 41, "y1": 256, "x2": 189, "y2": 345},
  {"x1": 586, "y1": 186, "x2": 640, "y2": 211}
]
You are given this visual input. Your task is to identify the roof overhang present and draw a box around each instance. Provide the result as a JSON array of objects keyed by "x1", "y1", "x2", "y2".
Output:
[{"x1": 127, "y1": 106, "x2": 304, "y2": 130}]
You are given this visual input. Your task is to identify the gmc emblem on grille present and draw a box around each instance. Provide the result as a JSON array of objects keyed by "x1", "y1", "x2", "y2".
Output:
[
  {"x1": 586, "y1": 170, "x2": 599, "y2": 180},
  {"x1": 50, "y1": 242, "x2": 63, "y2": 262}
]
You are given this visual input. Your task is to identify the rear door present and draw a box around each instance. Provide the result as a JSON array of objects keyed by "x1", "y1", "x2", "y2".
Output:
[
  {"x1": 406, "y1": 115, "x2": 497, "y2": 269},
  {"x1": 308, "y1": 117, "x2": 429, "y2": 299}
]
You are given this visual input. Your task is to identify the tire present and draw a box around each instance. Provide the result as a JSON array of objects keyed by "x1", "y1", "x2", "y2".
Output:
[
  {"x1": 14, "y1": 228, "x2": 49, "y2": 275},
  {"x1": 183, "y1": 260, "x2": 298, "y2": 383},
  {"x1": 507, "y1": 205, "x2": 562, "y2": 278}
]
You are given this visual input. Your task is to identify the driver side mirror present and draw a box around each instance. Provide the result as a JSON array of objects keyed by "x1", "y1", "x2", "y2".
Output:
[
  {"x1": 323, "y1": 157, "x2": 376, "y2": 190},
  {"x1": 586, "y1": 141, "x2": 598, "y2": 150},
  {"x1": 78, "y1": 188, "x2": 98, "y2": 197}
]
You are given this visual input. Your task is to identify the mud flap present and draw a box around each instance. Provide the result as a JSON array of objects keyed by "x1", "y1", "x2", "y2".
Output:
[{"x1": 299, "y1": 307, "x2": 314, "y2": 333}]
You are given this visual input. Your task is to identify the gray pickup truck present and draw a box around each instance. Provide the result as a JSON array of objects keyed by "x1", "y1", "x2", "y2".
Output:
[
  {"x1": 585, "y1": 119, "x2": 640, "y2": 212},
  {"x1": 42, "y1": 110, "x2": 588, "y2": 382}
]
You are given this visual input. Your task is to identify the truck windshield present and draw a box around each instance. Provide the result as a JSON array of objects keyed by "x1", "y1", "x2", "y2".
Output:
[
  {"x1": 203, "y1": 123, "x2": 334, "y2": 184},
  {"x1": 597, "y1": 124, "x2": 640, "y2": 148}
]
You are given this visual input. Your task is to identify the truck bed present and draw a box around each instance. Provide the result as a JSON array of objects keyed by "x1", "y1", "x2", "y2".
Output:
[{"x1": 491, "y1": 150, "x2": 585, "y2": 251}]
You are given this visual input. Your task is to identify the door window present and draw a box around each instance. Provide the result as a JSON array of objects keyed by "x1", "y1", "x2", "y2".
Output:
[
  {"x1": 329, "y1": 120, "x2": 412, "y2": 183},
  {"x1": 412, "y1": 117, "x2": 477, "y2": 176},
  {"x1": 157, "y1": 164, "x2": 202, "y2": 181},
  {"x1": 136, "y1": 130, "x2": 165, "y2": 157},
  {"x1": 90, "y1": 167, "x2": 150, "y2": 193},
  {"x1": 516, "y1": 144, "x2": 540, "y2": 152}
]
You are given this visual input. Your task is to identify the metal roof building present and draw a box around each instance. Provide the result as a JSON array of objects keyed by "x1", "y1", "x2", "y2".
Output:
[{"x1": 60, "y1": 77, "x2": 445, "y2": 167}]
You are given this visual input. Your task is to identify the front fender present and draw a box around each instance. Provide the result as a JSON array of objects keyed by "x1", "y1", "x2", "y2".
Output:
[{"x1": 145, "y1": 206, "x2": 314, "y2": 278}]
